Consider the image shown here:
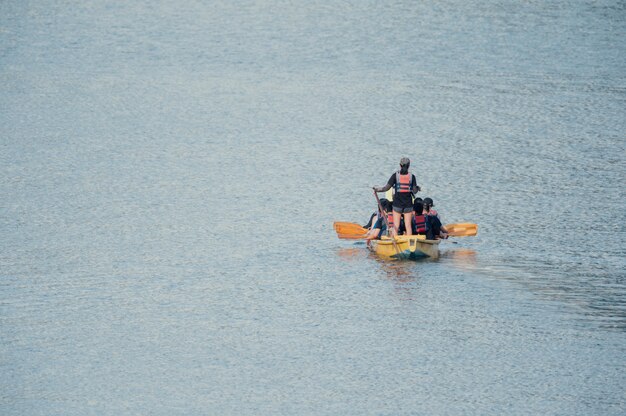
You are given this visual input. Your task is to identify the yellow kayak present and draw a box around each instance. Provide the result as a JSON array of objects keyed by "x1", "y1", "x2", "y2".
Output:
[{"x1": 369, "y1": 235, "x2": 440, "y2": 259}]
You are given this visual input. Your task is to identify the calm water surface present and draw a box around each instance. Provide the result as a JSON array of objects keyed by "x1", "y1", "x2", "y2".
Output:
[{"x1": 1, "y1": 1, "x2": 625, "y2": 415}]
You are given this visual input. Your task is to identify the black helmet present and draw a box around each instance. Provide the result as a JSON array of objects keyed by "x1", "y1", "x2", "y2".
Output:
[
  {"x1": 413, "y1": 200, "x2": 424, "y2": 215},
  {"x1": 423, "y1": 197, "x2": 434, "y2": 207}
]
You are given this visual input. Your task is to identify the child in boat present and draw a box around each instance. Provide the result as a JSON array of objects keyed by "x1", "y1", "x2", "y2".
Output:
[
  {"x1": 363, "y1": 198, "x2": 388, "y2": 229},
  {"x1": 423, "y1": 197, "x2": 448, "y2": 240},
  {"x1": 365, "y1": 200, "x2": 394, "y2": 243},
  {"x1": 382, "y1": 200, "x2": 396, "y2": 237},
  {"x1": 373, "y1": 157, "x2": 421, "y2": 236},
  {"x1": 412, "y1": 199, "x2": 427, "y2": 235}
]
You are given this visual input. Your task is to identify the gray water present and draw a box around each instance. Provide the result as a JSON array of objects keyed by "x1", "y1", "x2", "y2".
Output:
[{"x1": 1, "y1": 1, "x2": 625, "y2": 415}]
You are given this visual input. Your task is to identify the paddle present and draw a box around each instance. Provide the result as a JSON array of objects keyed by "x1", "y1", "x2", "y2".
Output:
[
  {"x1": 337, "y1": 233, "x2": 369, "y2": 240},
  {"x1": 335, "y1": 222, "x2": 478, "y2": 239},
  {"x1": 333, "y1": 222, "x2": 368, "y2": 235},
  {"x1": 444, "y1": 223, "x2": 478, "y2": 237}
]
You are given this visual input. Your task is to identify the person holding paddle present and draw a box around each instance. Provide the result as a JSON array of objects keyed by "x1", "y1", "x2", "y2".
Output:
[
  {"x1": 365, "y1": 199, "x2": 393, "y2": 245},
  {"x1": 373, "y1": 157, "x2": 421, "y2": 236},
  {"x1": 362, "y1": 198, "x2": 389, "y2": 229}
]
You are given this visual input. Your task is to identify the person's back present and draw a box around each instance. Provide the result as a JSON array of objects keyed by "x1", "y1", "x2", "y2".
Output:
[
  {"x1": 422, "y1": 197, "x2": 439, "y2": 218},
  {"x1": 373, "y1": 157, "x2": 421, "y2": 236},
  {"x1": 412, "y1": 201, "x2": 427, "y2": 235},
  {"x1": 423, "y1": 197, "x2": 447, "y2": 239}
]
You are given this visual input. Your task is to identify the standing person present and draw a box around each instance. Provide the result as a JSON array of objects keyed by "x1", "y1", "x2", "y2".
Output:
[{"x1": 373, "y1": 157, "x2": 421, "y2": 236}]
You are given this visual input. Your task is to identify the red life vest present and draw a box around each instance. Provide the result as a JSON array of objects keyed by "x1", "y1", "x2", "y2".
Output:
[
  {"x1": 395, "y1": 171, "x2": 413, "y2": 193},
  {"x1": 413, "y1": 214, "x2": 426, "y2": 234},
  {"x1": 425, "y1": 208, "x2": 438, "y2": 217}
]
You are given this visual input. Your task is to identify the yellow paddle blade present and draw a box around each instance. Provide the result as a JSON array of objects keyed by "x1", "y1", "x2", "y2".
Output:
[
  {"x1": 336, "y1": 226, "x2": 368, "y2": 235},
  {"x1": 336, "y1": 222, "x2": 477, "y2": 238},
  {"x1": 334, "y1": 222, "x2": 369, "y2": 240},
  {"x1": 334, "y1": 221, "x2": 363, "y2": 229},
  {"x1": 337, "y1": 233, "x2": 368, "y2": 240},
  {"x1": 333, "y1": 222, "x2": 368, "y2": 235},
  {"x1": 444, "y1": 223, "x2": 478, "y2": 237}
]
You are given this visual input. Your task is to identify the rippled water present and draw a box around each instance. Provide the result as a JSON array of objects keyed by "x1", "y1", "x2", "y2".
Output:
[{"x1": 1, "y1": 1, "x2": 625, "y2": 415}]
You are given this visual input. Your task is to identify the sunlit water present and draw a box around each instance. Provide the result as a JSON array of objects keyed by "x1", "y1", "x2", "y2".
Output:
[{"x1": 1, "y1": 1, "x2": 625, "y2": 415}]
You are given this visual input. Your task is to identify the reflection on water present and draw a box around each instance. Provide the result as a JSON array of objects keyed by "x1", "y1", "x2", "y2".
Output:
[
  {"x1": 370, "y1": 254, "x2": 422, "y2": 302},
  {"x1": 369, "y1": 253, "x2": 419, "y2": 283},
  {"x1": 336, "y1": 245, "x2": 423, "y2": 300},
  {"x1": 441, "y1": 248, "x2": 478, "y2": 269},
  {"x1": 335, "y1": 246, "x2": 367, "y2": 262},
  {"x1": 337, "y1": 245, "x2": 426, "y2": 283}
]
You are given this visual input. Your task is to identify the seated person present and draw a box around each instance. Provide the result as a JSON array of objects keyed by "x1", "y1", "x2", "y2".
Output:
[
  {"x1": 423, "y1": 197, "x2": 448, "y2": 239},
  {"x1": 365, "y1": 200, "x2": 394, "y2": 243},
  {"x1": 412, "y1": 200, "x2": 427, "y2": 235},
  {"x1": 363, "y1": 198, "x2": 388, "y2": 229}
]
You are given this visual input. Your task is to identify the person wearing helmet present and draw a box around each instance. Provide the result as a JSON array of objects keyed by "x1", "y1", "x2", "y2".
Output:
[
  {"x1": 412, "y1": 198, "x2": 427, "y2": 235},
  {"x1": 373, "y1": 157, "x2": 421, "y2": 236},
  {"x1": 422, "y1": 198, "x2": 437, "y2": 216},
  {"x1": 423, "y1": 197, "x2": 448, "y2": 239}
]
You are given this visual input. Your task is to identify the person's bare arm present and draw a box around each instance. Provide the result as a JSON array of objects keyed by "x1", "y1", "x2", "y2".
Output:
[{"x1": 373, "y1": 183, "x2": 392, "y2": 192}]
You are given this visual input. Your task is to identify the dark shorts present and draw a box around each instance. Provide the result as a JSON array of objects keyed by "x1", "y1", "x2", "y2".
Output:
[{"x1": 393, "y1": 205, "x2": 413, "y2": 214}]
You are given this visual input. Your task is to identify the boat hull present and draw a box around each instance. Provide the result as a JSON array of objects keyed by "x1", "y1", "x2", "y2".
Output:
[{"x1": 369, "y1": 235, "x2": 440, "y2": 259}]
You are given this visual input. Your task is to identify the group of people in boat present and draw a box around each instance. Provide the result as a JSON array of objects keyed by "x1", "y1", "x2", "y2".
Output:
[{"x1": 365, "y1": 157, "x2": 448, "y2": 243}]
